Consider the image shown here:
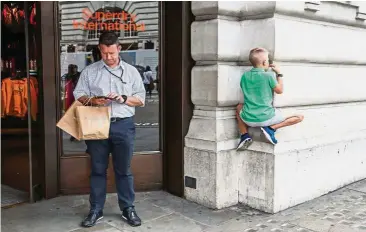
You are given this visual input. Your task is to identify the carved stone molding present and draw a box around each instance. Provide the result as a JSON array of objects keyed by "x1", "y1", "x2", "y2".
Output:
[
  {"x1": 304, "y1": 1, "x2": 321, "y2": 12},
  {"x1": 356, "y1": 4, "x2": 366, "y2": 20}
]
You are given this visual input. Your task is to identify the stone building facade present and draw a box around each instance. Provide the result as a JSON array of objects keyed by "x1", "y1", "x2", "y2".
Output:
[{"x1": 184, "y1": 1, "x2": 366, "y2": 213}]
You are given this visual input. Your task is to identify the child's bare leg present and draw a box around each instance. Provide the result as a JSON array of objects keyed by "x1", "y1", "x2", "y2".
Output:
[
  {"x1": 236, "y1": 104, "x2": 248, "y2": 134},
  {"x1": 271, "y1": 115, "x2": 304, "y2": 130}
]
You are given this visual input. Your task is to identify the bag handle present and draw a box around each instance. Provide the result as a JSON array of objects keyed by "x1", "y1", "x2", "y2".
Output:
[{"x1": 83, "y1": 96, "x2": 93, "y2": 106}]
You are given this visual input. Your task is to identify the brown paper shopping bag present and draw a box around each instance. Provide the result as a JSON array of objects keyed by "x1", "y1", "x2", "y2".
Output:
[
  {"x1": 56, "y1": 101, "x2": 83, "y2": 140},
  {"x1": 75, "y1": 105, "x2": 111, "y2": 140}
]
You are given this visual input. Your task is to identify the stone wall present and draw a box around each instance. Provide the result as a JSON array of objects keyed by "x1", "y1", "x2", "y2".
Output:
[{"x1": 185, "y1": 1, "x2": 366, "y2": 213}]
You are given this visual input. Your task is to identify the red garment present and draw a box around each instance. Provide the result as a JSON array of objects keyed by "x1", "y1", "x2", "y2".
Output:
[
  {"x1": 30, "y1": 3, "x2": 36, "y2": 26},
  {"x1": 2, "y1": 4, "x2": 12, "y2": 25},
  {"x1": 65, "y1": 80, "x2": 76, "y2": 110}
]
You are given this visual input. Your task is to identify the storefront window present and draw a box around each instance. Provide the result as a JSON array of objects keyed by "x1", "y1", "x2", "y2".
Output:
[
  {"x1": 58, "y1": 1, "x2": 160, "y2": 155},
  {"x1": 1, "y1": 1, "x2": 41, "y2": 205}
]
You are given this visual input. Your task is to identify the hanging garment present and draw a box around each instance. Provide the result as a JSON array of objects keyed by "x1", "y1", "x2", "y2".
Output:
[
  {"x1": 29, "y1": 3, "x2": 36, "y2": 26},
  {"x1": 3, "y1": 4, "x2": 25, "y2": 33},
  {"x1": 12, "y1": 7, "x2": 24, "y2": 24},
  {"x1": 64, "y1": 80, "x2": 76, "y2": 110},
  {"x1": 2, "y1": 4, "x2": 12, "y2": 25},
  {"x1": 1, "y1": 78, "x2": 27, "y2": 118},
  {"x1": 29, "y1": 77, "x2": 38, "y2": 120},
  {"x1": 64, "y1": 72, "x2": 80, "y2": 110},
  {"x1": 1, "y1": 77, "x2": 38, "y2": 120},
  {"x1": 30, "y1": 76, "x2": 38, "y2": 95}
]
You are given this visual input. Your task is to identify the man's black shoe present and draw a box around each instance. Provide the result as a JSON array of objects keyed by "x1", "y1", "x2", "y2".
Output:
[
  {"x1": 122, "y1": 207, "x2": 142, "y2": 227},
  {"x1": 81, "y1": 211, "x2": 103, "y2": 227}
]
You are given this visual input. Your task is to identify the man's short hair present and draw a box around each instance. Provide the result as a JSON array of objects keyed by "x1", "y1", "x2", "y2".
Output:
[
  {"x1": 99, "y1": 31, "x2": 120, "y2": 46},
  {"x1": 249, "y1": 47, "x2": 269, "y2": 66}
]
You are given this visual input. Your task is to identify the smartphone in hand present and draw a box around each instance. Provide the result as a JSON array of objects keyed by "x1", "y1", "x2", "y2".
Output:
[{"x1": 95, "y1": 96, "x2": 118, "y2": 100}]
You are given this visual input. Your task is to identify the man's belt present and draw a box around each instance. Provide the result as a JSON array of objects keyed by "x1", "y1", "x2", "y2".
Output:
[{"x1": 111, "y1": 117, "x2": 131, "y2": 122}]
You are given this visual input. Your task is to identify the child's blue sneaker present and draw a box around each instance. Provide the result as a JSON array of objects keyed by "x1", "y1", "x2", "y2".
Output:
[
  {"x1": 236, "y1": 133, "x2": 253, "y2": 150},
  {"x1": 261, "y1": 126, "x2": 278, "y2": 144}
]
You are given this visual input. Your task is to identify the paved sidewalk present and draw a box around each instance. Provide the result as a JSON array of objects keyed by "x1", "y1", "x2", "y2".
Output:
[{"x1": 2, "y1": 179, "x2": 366, "y2": 232}]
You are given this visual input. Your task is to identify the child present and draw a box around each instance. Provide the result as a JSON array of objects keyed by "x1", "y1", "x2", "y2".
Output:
[{"x1": 236, "y1": 48, "x2": 304, "y2": 150}]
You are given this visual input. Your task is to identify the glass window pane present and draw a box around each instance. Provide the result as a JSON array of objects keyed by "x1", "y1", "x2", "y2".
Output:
[{"x1": 58, "y1": 1, "x2": 160, "y2": 155}]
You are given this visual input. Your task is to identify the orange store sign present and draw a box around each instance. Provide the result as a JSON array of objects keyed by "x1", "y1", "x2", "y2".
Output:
[{"x1": 72, "y1": 8, "x2": 145, "y2": 31}]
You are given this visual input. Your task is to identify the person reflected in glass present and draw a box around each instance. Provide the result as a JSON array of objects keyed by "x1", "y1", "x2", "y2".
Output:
[
  {"x1": 155, "y1": 65, "x2": 159, "y2": 94},
  {"x1": 143, "y1": 66, "x2": 154, "y2": 98}
]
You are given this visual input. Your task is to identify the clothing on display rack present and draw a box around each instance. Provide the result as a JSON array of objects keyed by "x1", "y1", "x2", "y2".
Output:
[
  {"x1": 1, "y1": 76, "x2": 38, "y2": 121},
  {"x1": 2, "y1": 3, "x2": 25, "y2": 33},
  {"x1": 29, "y1": 3, "x2": 36, "y2": 26},
  {"x1": 63, "y1": 69, "x2": 80, "y2": 111},
  {"x1": 65, "y1": 80, "x2": 76, "y2": 110}
]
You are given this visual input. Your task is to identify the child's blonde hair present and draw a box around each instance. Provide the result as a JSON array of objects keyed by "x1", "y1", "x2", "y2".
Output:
[{"x1": 249, "y1": 47, "x2": 269, "y2": 67}]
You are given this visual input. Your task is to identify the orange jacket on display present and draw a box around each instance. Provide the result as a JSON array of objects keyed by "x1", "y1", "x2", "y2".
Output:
[{"x1": 1, "y1": 77, "x2": 38, "y2": 121}]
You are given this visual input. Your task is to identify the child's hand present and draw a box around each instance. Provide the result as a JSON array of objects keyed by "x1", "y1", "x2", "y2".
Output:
[{"x1": 269, "y1": 64, "x2": 281, "y2": 74}]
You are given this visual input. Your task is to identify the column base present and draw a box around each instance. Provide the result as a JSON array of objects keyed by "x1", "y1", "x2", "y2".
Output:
[{"x1": 184, "y1": 147, "x2": 240, "y2": 209}]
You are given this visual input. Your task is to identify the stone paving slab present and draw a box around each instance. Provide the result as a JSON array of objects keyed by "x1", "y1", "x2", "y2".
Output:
[{"x1": 2, "y1": 179, "x2": 366, "y2": 232}]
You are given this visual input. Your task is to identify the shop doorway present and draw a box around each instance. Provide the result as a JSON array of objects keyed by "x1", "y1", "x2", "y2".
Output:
[
  {"x1": 1, "y1": 1, "x2": 44, "y2": 207},
  {"x1": 56, "y1": 1, "x2": 162, "y2": 194},
  {"x1": 53, "y1": 1, "x2": 193, "y2": 196}
]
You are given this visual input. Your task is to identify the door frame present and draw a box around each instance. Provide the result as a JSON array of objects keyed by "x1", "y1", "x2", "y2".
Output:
[
  {"x1": 39, "y1": 1, "x2": 59, "y2": 199},
  {"x1": 160, "y1": 1, "x2": 194, "y2": 197},
  {"x1": 41, "y1": 1, "x2": 193, "y2": 198}
]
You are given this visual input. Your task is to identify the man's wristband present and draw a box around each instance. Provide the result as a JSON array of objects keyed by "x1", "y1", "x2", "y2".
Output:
[{"x1": 276, "y1": 73, "x2": 283, "y2": 78}]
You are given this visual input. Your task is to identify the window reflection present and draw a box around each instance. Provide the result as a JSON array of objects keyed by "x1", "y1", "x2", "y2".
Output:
[{"x1": 59, "y1": 1, "x2": 160, "y2": 155}]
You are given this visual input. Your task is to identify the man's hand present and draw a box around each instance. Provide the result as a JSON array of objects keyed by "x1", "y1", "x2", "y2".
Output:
[
  {"x1": 90, "y1": 98, "x2": 110, "y2": 106},
  {"x1": 77, "y1": 96, "x2": 109, "y2": 106},
  {"x1": 269, "y1": 64, "x2": 281, "y2": 74},
  {"x1": 106, "y1": 93, "x2": 124, "y2": 104},
  {"x1": 106, "y1": 93, "x2": 143, "y2": 106}
]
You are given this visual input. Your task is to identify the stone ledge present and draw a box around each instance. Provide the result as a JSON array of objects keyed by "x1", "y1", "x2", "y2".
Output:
[
  {"x1": 192, "y1": 64, "x2": 366, "y2": 108},
  {"x1": 247, "y1": 129, "x2": 366, "y2": 155},
  {"x1": 191, "y1": 1, "x2": 275, "y2": 19},
  {"x1": 191, "y1": 1, "x2": 366, "y2": 28},
  {"x1": 191, "y1": 19, "x2": 241, "y2": 62},
  {"x1": 356, "y1": 12, "x2": 366, "y2": 20},
  {"x1": 250, "y1": 102, "x2": 366, "y2": 154},
  {"x1": 304, "y1": 1, "x2": 321, "y2": 12},
  {"x1": 191, "y1": 17, "x2": 366, "y2": 64},
  {"x1": 185, "y1": 102, "x2": 366, "y2": 154},
  {"x1": 273, "y1": 64, "x2": 366, "y2": 107}
]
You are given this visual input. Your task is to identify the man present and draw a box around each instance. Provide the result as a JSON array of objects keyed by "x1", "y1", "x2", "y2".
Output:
[
  {"x1": 236, "y1": 47, "x2": 304, "y2": 149},
  {"x1": 73, "y1": 31, "x2": 145, "y2": 227}
]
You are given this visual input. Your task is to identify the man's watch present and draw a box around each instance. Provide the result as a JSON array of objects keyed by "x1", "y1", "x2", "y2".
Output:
[
  {"x1": 277, "y1": 73, "x2": 283, "y2": 78},
  {"x1": 121, "y1": 95, "x2": 128, "y2": 104}
]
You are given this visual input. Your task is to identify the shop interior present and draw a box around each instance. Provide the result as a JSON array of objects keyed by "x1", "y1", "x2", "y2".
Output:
[{"x1": 1, "y1": 1, "x2": 43, "y2": 208}]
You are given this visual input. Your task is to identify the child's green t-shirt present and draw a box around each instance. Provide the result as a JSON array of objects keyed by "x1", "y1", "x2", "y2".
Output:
[{"x1": 240, "y1": 68, "x2": 278, "y2": 123}]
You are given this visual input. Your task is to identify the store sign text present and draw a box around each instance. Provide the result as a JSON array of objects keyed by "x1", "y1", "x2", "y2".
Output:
[{"x1": 72, "y1": 8, "x2": 145, "y2": 31}]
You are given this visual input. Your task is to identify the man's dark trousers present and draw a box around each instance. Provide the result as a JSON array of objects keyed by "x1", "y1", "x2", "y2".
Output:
[{"x1": 85, "y1": 117, "x2": 135, "y2": 213}]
